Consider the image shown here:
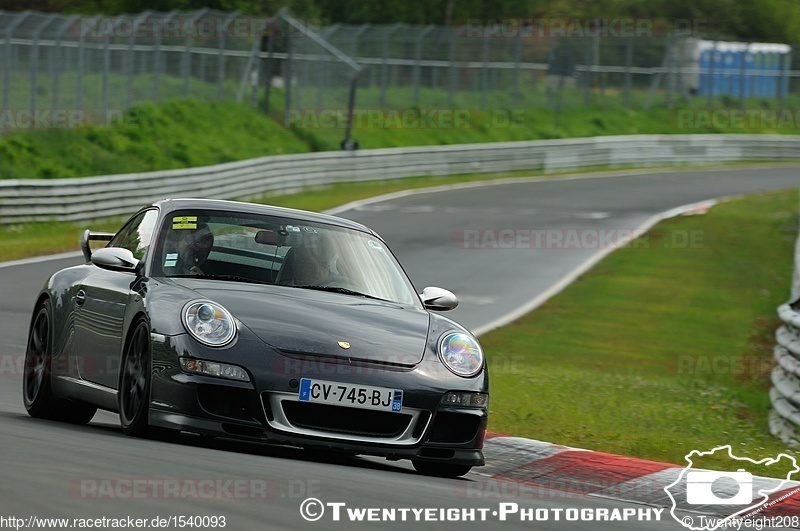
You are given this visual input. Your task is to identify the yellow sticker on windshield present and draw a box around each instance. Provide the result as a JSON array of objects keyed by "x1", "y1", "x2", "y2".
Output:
[{"x1": 172, "y1": 216, "x2": 197, "y2": 230}]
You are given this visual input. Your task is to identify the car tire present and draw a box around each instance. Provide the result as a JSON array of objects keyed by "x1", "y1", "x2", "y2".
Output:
[
  {"x1": 412, "y1": 460, "x2": 473, "y2": 478},
  {"x1": 119, "y1": 319, "x2": 153, "y2": 437},
  {"x1": 23, "y1": 300, "x2": 97, "y2": 424}
]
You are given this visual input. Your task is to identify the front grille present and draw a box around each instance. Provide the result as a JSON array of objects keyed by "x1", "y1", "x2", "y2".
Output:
[
  {"x1": 427, "y1": 412, "x2": 481, "y2": 444},
  {"x1": 280, "y1": 401, "x2": 412, "y2": 438}
]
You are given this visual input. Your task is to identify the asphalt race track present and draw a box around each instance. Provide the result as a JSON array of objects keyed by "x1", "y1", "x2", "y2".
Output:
[{"x1": 2, "y1": 165, "x2": 800, "y2": 530}]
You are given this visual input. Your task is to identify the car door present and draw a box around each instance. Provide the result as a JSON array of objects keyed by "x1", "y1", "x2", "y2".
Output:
[{"x1": 74, "y1": 209, "x2": 159, "y2": 389}]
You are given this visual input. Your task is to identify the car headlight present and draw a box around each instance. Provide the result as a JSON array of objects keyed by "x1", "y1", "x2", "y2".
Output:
[
  {"x1": 438, "y1": 332, "x2": 484, "y2": 377},
  {"x1": 182, "y1": 300, "x2": 236, "y2": 347}
]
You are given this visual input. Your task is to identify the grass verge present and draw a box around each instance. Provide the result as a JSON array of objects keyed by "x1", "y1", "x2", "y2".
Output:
[
  {"x1": 3, "y1": 90, "x2": 800, "y2": 179},
  {"x1": 481, "y1": 189, "x2": 799, "y2": 476}
]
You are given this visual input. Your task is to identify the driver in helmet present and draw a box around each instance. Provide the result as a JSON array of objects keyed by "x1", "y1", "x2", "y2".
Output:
[{"x1": 163, "y1": 220, "x2": 214, "y2": 276}]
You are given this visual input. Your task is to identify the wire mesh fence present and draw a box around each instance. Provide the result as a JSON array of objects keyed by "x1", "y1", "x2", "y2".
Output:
[
  {"x1": 0, "y1": 9, "x2": 260, "y2": 131},
  {"x1": 2, "y1": 10, "x2": 799, "y2": 142}
]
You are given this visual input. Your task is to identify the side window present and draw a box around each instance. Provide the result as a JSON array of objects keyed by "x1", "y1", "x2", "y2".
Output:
[{"x1": 109, "y1": 209, "x2": 159, "y2": 260}]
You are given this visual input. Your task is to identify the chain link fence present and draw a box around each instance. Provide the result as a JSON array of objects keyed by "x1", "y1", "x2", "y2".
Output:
[
  {"x1": 2, "y1": 10, "x2": 800, "y2": 140},
  {"x1": 0, "y1": 9, "x2": 261, "y2": 130}
]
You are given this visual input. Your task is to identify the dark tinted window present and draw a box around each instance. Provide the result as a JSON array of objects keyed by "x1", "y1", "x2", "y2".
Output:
[
  {"x1": 152, "y1": 209, "x2": 419, "y2": 306},
  {"x1": 109, "y1": 209, "x2": 159, "y2": 260}
]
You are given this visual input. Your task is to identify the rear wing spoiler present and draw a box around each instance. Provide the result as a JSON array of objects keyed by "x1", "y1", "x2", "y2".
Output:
[{"x1": 80, "y1": 229, "x2": 114, "y2": 263}]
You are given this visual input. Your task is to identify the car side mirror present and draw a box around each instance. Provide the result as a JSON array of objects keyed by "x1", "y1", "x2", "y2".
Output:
[
  {"x1": 91, "y1": 247, "x2": 142, "y2": 275},
  {"x1": 420, "y1": 286, "x2": 458, "y2": 311}
]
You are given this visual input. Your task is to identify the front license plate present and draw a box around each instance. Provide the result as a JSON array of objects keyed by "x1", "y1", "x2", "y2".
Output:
[{"x1": 298, "y1": 378, "x2": 403, "y2": 412}]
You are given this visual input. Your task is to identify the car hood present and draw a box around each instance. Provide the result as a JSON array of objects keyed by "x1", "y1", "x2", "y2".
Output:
[{"x1": 186, "y1": 282, "x2": 431, "y2": 365}]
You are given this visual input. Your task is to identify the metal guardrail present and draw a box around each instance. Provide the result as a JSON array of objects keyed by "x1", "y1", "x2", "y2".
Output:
[
  {"x1": 772, "y1": 206, "x2": 800, "y2": 446},
  {"x1": 2, "y1": 133, "x2": 800, "y2": 224},
  {"x1": 771, "y1": 302, "x2": 800, "y2": 446}
]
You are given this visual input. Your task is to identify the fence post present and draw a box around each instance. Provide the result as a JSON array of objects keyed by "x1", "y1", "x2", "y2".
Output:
[
  {"x1": 512, "y1": 25, "x2": 522, "y2": 107},
  {"x1": 706, "y1": 41, "x2": 716, "y2": 109},
  {"x1": 30, "y1": 16, "x2": 55, "y2": 114},
  {"x1": 666, "y1": 36, "x2": 675, "y2": 110},
  {"x1": 448, "y1": 27, "x2": 457, "y2": 108},
  {"x1": 77, "y1": 15, "x2": 100, "y2": 113},
  {"x1": 102, "y1": 22, "x2": 111, "y2": 124},
  {"x1": 583, "y1": 37, "x2": 593, "y2": 106},
  {"x1": 127, "y1": 12, "x2": 151, "y2": 110},
  {"x1": 285, "y1": 30, "x2": 293, "y2": 123},
  {"x1": 380, "y1": 23, "x2": 403, "y2": 108},
  {"x1": 153, "y1": 12, "x2": 178, "y2": 102},
  {"x1": 624, "y1": 36, "x2": 633, "y2": 107},
  {"x1": 216, "y1": 12, "x2": 239, "y2": 100},
  {"x1": 52, "y1": 16, "x2": 77, "y2": 114},
  {"x1": 414, "y1": 26, "x2": 435, "y2": 104},
  {"x1": 183, "y1": 9, "x2": 208, "y2": 97},
  {"x1": 779, "y1": 49, "x2": 791, "y2": 112},
  {"x1": 3, "y1": 12, "x2": 31, "y2": 125},
  {"x1": 480, "y1": 34, "x2": 490, "y2": 109},
  {"x1": 739, "y1": 43, "x2": 749, "y2": 109},
  {"x1": 262, "y1": 19, "x2": 276, "y2": 113}
]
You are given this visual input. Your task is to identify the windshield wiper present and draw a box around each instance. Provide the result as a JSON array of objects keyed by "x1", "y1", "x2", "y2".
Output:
[
  {"x1": 170, "y1": 274, "x2": 270, "y2": 285},
  {"x1": 294, "y1": 285, "x2": 388, "y2": 301}
]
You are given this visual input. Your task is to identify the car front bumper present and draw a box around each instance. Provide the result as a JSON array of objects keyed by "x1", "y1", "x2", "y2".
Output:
[{"x1": 149, "y1": 333, "x2": 488, "y2": 466}]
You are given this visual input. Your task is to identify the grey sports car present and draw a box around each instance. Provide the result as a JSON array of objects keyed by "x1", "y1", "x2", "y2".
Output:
[{"x1": 23, "y1": 198, "x2": 488, "y2": 478}]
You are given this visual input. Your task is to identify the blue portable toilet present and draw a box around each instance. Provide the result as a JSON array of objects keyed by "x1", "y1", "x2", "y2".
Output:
[
  {"x1": 697, "y1": 43, "x2": 713, "y2": 95},
  {"x1": 687, "y1": 39, "x2": 789, "y2": 98}
]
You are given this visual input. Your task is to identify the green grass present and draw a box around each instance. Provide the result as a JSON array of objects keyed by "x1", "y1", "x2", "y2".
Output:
[
  {"x1": 4, "y1": 80, "x2": 800, "y2": 179},
  {"x1": 481, "y1": 190, "x2": 800, "y2": 476},
  {"x1": 0, "y1": 100, "x2": 310, "y2": 179},
  {"x1": 0, "y1": 218, "x2": 125, "y2": 261}
]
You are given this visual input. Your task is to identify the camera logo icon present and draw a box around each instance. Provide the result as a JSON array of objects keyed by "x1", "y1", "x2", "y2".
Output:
[{"x1": 685, "y1": 469, "x2": 753, "y2": 505}]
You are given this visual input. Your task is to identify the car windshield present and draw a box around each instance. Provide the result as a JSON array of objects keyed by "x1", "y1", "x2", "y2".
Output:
[{"x1": 152, "y1": 209, "x2": 420, "y2": 307}]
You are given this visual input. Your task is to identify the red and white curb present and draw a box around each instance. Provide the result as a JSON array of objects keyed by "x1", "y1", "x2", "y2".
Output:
[{"x1": 480, "y1": 435, "x2": 800, "y2": 518}]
